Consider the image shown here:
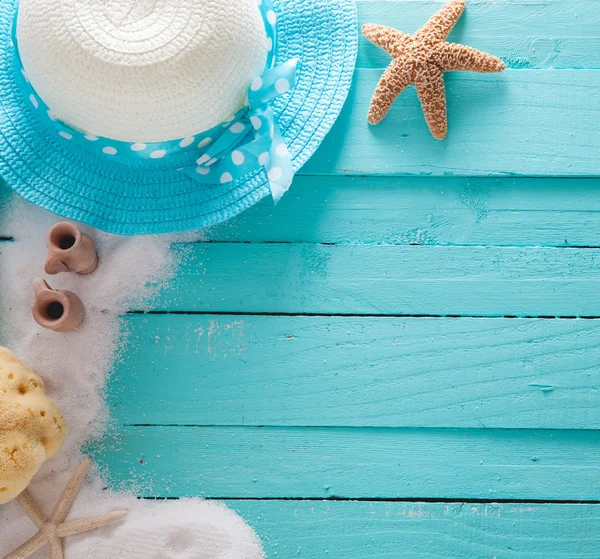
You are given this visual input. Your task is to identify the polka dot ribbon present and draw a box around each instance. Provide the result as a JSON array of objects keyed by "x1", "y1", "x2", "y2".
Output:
[
  {"x1": 182, "y1": 58, "x2": 299, "y2": 203},
  {"x1": 11, "y1": 0, "x2": 299, "y2": 203}
]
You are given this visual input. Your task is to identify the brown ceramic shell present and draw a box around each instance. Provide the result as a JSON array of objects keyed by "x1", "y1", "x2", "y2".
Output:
[
  {"x1": 32, "y1": 279, "x2": 84, "y2": 332},
  {"x1": 45, "y1": 222, "x2": 98, "y2": 275}
]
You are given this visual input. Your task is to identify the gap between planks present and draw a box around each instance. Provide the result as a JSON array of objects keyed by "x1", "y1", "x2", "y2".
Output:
[
  {"x1": 154, "y1": 240, "x2": 600, "y2": 249},
  {"x1": 7, "y1": 238, "x2": 600, "y2": 249},
  {"x1": 120, "y1": 424, "x2": 600, "y2": 433},
  {"x1": 141, "y1": 496, "x2": 600, "y2": 505},
  {"x1": 128, "y1": 310, "x2": 600, "y2": 319}
]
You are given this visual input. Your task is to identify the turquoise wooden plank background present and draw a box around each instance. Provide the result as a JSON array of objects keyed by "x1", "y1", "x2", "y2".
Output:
[
  {"x1": 107, "y1": 316, "x2": 600, "y2": 429},
  {"x1": 231, "y1": 502, "x2": 600, "y2": 558},
  {"x1": 2, "y1": 0, "x2": 600, "y2": 556}
]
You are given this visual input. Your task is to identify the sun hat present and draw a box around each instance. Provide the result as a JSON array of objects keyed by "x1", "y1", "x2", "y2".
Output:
[{"x1": 0, "y1": 0, "x2": 357, "y2": 235}]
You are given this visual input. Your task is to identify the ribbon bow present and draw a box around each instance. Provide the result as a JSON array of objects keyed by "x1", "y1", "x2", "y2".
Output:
[{"x1": 184, "y1": 58, "x2": 300, "y2": 203}]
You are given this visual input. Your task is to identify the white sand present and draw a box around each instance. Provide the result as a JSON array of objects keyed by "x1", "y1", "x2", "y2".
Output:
[
  {"x1": 0, "y1": 197, "x2": 264, "y2": 559},
  {"x1": 1, "y1": 479, "x2": 264, "y2": 559}
]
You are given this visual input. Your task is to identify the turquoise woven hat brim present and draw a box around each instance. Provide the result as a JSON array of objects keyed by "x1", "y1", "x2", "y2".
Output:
[{"x1": 0, "y1": 0, "x2": 357, "y2": 235}]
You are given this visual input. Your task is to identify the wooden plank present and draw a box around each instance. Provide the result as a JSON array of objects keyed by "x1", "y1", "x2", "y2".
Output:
[
  {"x1": 302, "y1": 70, "x2": 600, "y2": 177},
  {"x1": 152, "y1": 243, "x2": 600, "y2": 316},
  {"x1": 230, "y1": 501, "x2": 600, "y2": 559},
  {"x1": 110, "y1": 315, "x2": 600, "y2": 429},
  {"x1": 357, "y1": 0, "x2": 600, "y2": 70},
  {"x1": 6, "y1": 178, "x2": 600, "y2": 247},
  {"x1": 90, "y1": 426, "x2": 600, "y2": 500},
  {"x1": 205, "y1": 177, "x2": 600, "y2": 246}
]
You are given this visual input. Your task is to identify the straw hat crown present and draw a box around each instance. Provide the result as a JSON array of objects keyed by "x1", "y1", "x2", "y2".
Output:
[{"x1": 16, "y1": 0, "x2": 269, "y2": 142}]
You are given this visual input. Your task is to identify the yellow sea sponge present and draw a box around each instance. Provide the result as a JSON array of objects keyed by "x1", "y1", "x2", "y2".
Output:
[{"x1": 0, "y1": 347, "x2": 68, "y2": 504}]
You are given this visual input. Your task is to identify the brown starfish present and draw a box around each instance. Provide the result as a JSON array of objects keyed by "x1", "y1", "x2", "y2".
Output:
[
  {"x1": 363, "y1": 0, "x2": 505, "y2": 139},
  {"x1": 4, "y1": 459, "x2": 127, "y2": 559}
]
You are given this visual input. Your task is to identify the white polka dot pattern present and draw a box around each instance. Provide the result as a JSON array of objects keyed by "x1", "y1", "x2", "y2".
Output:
[
  {"x1": 198, "y1": 137, "x2": 212, "y2": 149},
  {"x1": 251, "y1": 116, "x2": 262, "y2": 130},
  {"x1": 268, "y1": 167, "x2": 282, "y2": 181},
  {"x1": 276, "y1": 144, "x2": 289, "y2": 157},
  {"x1": 179, "y1": 137, "x2": 195, "y2": 148},
  {"x1": 230, "y1": 122, "x2": 246, "y2": 134},
  {"x1": 184, "y1": 55, "x2": 300, "y2": 203},
  {"x1": 232, "y1": 151, "x2": 245, "y2": 165},
  {"x1": 275, "y1": 79, "x2": 290, "y2": 93}
]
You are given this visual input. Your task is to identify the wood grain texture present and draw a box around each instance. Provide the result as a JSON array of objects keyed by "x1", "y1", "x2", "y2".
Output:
[
  {"x1": 204, "y1": 177, "x2": 600, "y2": 246},
  {"x1": 109, "y1": 315, "x2": 600, "y2": 429},
  {"x1": 7, "y1": 178, "x2": 600, "y2": 247},
  {"x1": 302, "y1": 70, "x2": 600, "y2": 177},
  {"x1": 152, "y1": 243, "x2": 600, "y2": 316},
  {"x1": 90, "y1": 426, "x2": 600, "y2": 500},
  {"x1": 357, "y1": 0, "x2": 600, "y2": 70},
  {"x1": 230, "y1": 501, "x2": 600, "y2": 559}
]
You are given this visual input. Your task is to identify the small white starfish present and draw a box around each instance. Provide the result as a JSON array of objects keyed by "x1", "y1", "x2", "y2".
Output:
[{"x1": 4, "y1": 458, "x2": 127, "y2": 559}]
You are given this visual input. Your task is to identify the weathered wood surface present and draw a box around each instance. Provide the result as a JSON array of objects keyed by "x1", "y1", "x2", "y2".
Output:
[
  {"x1": 6, "y1": 178, "x2": 600, "y2": 247},
  {"x1": 303, "y1": 70, "x2": 600, "y2": 177},
  {"x1": 152, "y1": 243, "x2": 600, "y2": 316},
  {"x1": 356, "y1": 0, "x2": 600, "y2": 70},
  {"x1": 230, "y1": 501, "x2": 600, "y2": 559},
  {"x1": 305, "y1": 0, "x2": 600, "y2": 176},
  {"x1": 92, "y1": 426, "x2": 600, "y2": 500},
  {"x1": 205, "y1": 177, "x2": 600, "y2": 247},
  {"x1": 109, "y1": 314, "x2": 600, "y2": 429}
]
